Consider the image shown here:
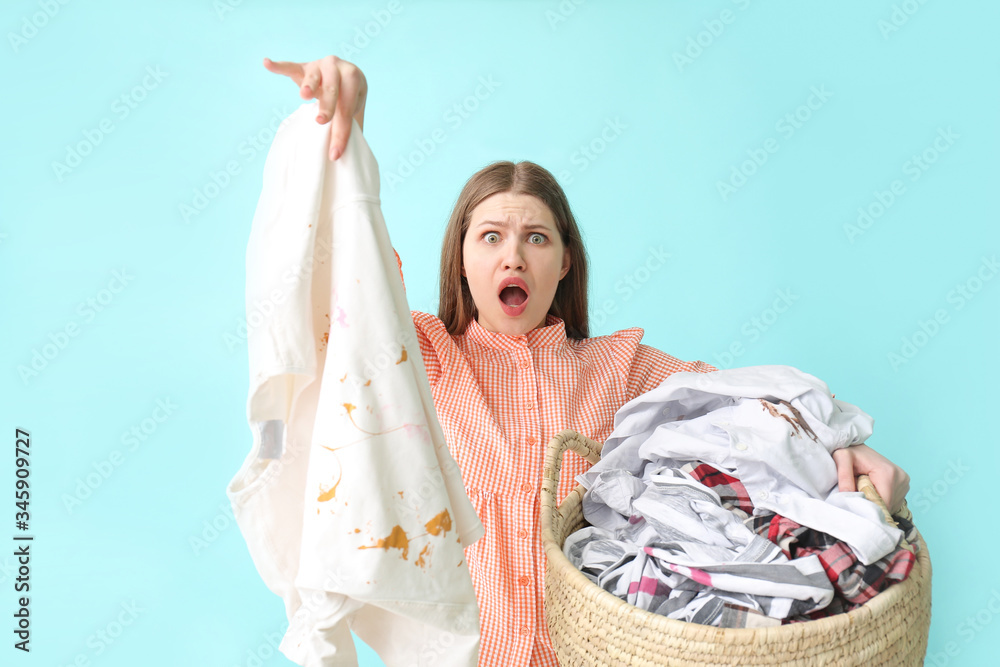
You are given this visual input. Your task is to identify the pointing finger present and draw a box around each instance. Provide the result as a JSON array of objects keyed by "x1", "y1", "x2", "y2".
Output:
[{"x1": 263, "y1": 57, "x2": 304, "y2": 85}]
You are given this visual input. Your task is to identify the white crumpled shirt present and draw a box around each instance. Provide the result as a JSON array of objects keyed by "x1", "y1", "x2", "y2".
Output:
[
  {"x1": 578, "y1": 364, "x2": 903, "y2": 565},
  {"x1": 226, "y1": 100, "x2": 483, "y2": 667}
]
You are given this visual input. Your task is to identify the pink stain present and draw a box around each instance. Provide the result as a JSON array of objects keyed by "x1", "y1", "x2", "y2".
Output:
[
  {"x1": 666, "y1": 562, "x2": 713, "y2": 587},
  {"x1": 628, "y1": 576, "x2": 661, "y2": 596},
  {"x1": 402, "y1": 423, "x2": 429, "y2": 442}
]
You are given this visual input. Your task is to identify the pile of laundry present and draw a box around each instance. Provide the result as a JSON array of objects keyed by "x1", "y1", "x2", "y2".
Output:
[{"x1": 564, "y1": 365, "x2": 918, "y2": 628}]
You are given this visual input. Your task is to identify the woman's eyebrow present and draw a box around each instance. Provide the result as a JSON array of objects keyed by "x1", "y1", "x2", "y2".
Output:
[{"x1": 476, "y1": 220, "x2": 552, "y2": 231}]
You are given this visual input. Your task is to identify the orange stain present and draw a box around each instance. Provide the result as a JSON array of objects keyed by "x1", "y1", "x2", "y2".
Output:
[
  {"x1": 318, "y1": 477, "x2": 341, "y2": 502},
  {"x1": 319, "y1": 331, "x2": 329, "y2": 352},
  {"x1": 354, "y1": 528, "x2": 361, "y2": 533},
  {"x1": 415, "y1": 543, "x2": 432, "y2": 569},
  {"x1": 396, "y1": 345, "x2": 408, "y2": 364},
  {"x1": 397, "y1": 490, "x2": 404, "y2": 498},
  {"x1": 425, "y1": 509, "x2": 453, "y2": 537},
  {"x1": 339, "y1": 372, "x2": 347, "y2": 383},
  {"x1": 358, "y1": 525, "x2": 410, "y2": 560}
]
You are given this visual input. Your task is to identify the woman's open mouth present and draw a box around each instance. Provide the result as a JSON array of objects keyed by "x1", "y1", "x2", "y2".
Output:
[{"x1": 498, "y1": 277, "x2": 530, "y2": 317}]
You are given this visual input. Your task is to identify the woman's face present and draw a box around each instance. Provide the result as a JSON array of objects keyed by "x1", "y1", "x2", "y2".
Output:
[{"x1": 462, "y1": 192, "x2": 570, "y2": 336}]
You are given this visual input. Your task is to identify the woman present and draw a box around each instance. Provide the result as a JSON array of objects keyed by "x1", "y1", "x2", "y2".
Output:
[{"x1": 261, "y1": 54, "x2": 911, "y2": 666}]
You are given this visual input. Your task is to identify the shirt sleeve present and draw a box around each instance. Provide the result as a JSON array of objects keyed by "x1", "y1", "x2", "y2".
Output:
[{"x1": 624, "y1": 343, "x2": 717, "y2": 403}]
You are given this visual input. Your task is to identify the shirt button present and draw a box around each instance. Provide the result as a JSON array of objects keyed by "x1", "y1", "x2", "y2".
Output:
[
  {"x1": 734, "y1": 442, "x2": 748, "y2": 451},
  {"x1": 527, "y1": 436, "x2": 537, "y2": 445},
  {"x1": 517, "y1": 528, "x2": 528, "y2": 539},
  {"x1": 518, "y1": 575, "x2": 531, "y2": 586},
  {"x1": 519, "y1": 625, "x2": 530, "y2": 636},
  {"x1": 526, "y1": 403, "x2": 535, "y2": 411},
  {"x1": 520, "y1": 361, "x2": 530, "y2": 369},
  {"x1": 521, "y1": 482, "x2": 533, "y2": 493},
  {"x1": 757, "y1": 491, "x2": 769, "y2": 501}
]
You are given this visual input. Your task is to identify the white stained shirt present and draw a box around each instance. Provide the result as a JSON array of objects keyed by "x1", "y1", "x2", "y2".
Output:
[
  {"x1": 226, "y1": 100, "x2": 484, "y2": 667},
  {"x1": 577, "y1": 364, "x2": 903, "y2": 565}
]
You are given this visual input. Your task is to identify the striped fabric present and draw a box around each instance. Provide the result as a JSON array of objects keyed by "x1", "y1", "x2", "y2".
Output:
[{"x1": 395, "y1": 250, "x2": 716, "y2": 665}]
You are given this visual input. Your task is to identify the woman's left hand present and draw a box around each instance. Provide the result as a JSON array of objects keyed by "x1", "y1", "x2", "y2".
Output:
[{"x1": 833, "y1": 444, "x2": 910, "y2": 515}]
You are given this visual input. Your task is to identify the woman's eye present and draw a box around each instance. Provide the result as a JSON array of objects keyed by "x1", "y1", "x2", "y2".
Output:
[{"x1": 482, "y1": 231, "x2": 545, "y2": 244}]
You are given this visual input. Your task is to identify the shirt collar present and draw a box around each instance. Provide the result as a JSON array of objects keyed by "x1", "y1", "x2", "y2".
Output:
[{"x1": 463, "y1": 313, "x2": 567, "y2": 350}]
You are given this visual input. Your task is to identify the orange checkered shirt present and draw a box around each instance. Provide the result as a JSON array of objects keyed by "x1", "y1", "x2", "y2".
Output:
[{"x1": 396, "y1": 250, "x2": 717, "y2": 665}]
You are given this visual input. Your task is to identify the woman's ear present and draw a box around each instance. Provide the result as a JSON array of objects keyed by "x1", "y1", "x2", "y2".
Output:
[{"x1": 559, "y1": 247, "x2": 571, "y2": 280}]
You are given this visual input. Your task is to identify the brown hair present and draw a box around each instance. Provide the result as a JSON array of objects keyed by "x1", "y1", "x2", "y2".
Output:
[{"x1": 437, "y1": 160, "x2": 590, "y2": 339}]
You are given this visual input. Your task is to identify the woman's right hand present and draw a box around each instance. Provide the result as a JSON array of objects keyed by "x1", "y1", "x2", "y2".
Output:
[{"x1": 262, "y1": 55, "x2": 368, "y2": 161}]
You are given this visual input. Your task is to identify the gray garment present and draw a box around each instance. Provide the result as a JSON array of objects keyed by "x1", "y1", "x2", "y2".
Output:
[{"x1": 564, "y1": 467, "x2": 834, "y2": 627}]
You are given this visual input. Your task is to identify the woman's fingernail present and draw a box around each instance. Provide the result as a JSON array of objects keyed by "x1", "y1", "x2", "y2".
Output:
[
  {"x1": 330, "y1": 147, "x2": 341, "y2": 161},
  {"x1": 317, "y1": 113, "x2": 328, "y2": 123}
]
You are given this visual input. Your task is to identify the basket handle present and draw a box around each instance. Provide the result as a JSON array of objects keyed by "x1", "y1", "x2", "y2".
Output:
[
  {"x1": 540, "y1": 429, "x2": 603, "y2": 547},
  {"x1": 856, "y1": 474, "x2": 912, "y2": 526}
]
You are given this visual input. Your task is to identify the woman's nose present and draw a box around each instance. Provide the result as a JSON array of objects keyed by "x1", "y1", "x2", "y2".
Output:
[{"x1": 502, "y1": 242, "x2": 526, "y2": 270}]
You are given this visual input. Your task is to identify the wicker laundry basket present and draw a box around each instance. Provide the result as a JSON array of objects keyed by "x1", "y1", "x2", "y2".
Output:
[{"x1": 539, "y1": 429, "x2": 932, "y2": 666}]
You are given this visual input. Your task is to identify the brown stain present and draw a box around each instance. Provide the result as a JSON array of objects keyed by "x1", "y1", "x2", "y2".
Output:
[
  {"x1": 396, "y1": 345, "x2": 408, "y2": 364},
  {"x1": 425, "y1": 509, "x2": 453, "y2": 537},
  {"x1": 319, "y1": 331, "x2": 329, "y2": 352},
  {"x1": 415, "y1": 543, "x2": 432, "y2": 569},
  {"x1": 358, "y1": 525, "x2": 410, "y2": 559},
  {"x1": 757, "y1": 398, "x2": 820, "y2": 443},
  {"x1": 397, "y1": 490, "x2": 404, "y2": 499}
]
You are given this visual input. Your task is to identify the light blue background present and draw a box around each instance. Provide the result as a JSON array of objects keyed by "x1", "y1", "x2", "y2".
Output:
[{"x1": 2, "y1": 1, "x2": 997, "y2": 665}]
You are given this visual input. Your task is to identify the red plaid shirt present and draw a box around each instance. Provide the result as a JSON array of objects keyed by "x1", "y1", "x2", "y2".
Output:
[{"x1": 397, "y1": 250, "x2": 716, "y2": 665}]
